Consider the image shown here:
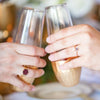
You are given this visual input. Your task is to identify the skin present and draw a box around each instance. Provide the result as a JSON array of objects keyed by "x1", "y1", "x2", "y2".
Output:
[
  {"x1": 0, "y1": 42, "x2": 46, "y2": 91},
  {"x1": 45, "y1": 24, "x2": 100, "y2": 71}
]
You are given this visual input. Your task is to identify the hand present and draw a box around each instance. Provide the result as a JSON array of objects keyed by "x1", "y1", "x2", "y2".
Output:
[
  {"x1": 45, "y1": 24, "x2": 100, "y2": 71},
  {"x1": 0, "y1": 42, "x2": 46, "y2": 91}
]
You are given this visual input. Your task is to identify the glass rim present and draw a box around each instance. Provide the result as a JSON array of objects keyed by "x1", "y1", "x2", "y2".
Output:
[
  {"x1": 45, "y1": 3, "x2": 67, "y2": 10},
  {"x1": 22, "y1": 7, "x2": 44, "y2": 13}
]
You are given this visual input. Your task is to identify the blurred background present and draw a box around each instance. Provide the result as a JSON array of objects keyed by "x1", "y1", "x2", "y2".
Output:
[{"x1": 0, "y1": 0, "x2": 100, "y2": 99}]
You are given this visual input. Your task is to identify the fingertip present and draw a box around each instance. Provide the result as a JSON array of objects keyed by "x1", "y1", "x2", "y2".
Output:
[
  {"x1": 43, "y1": 51, "x2": 47, "y2": 56},
  {"x1": 34, "y1": 69, "x2": 45, "y2": 78},
  {"x1": 48, "y1": 55, "x2": 54, "y2": 61},
  {"x1": 46, "y1": 37, "x2": 51, "y2": 43},
  {"x1": 30, "y1": 85, "x2": 35, "y2": 91},
  {"x1": 45, "y1": 46, "x2": 49, "y2": 53},
  {"x1": 40, "y1": 69, "x2": 45, "y2": 76},
  {"x1": 43, "y1": 60, "x2": 47, "y2": 67}
]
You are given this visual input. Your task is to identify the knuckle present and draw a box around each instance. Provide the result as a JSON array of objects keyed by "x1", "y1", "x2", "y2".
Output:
[
  {"x1": 82, "y1": 32, "x2": 92, "y2": 42},
  {"x1": 82, "y1": 24, "x2": 91, "y2": 30}
]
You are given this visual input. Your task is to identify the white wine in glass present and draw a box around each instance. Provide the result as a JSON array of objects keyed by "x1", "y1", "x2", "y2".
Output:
[{"x1": 45, "y1": 4, "x2": 81, "y2": 87}]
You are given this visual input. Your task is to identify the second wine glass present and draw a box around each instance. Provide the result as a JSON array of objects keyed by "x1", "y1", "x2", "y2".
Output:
[
  {"x1": 45, "y1": 4, "x2": 81, "y2": 87},
  {"x1": 15, "y1": 8, "x2": 45, "y2": 86}
]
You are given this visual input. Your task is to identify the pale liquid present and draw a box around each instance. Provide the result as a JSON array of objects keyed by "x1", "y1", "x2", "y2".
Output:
[{"x1": 52, "y1": 60, "x2": 81, "y2": 87}]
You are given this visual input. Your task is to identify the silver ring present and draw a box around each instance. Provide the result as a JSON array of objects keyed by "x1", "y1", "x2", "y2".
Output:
[{"x1": 75, "y1": 45, "x2": 79, "y2": 57}]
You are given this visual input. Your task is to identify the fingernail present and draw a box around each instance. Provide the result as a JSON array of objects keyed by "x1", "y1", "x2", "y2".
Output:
[
  {"x1": 46, "y1": 37, "x2": 50, "y2": 43},
  {"x1": 45, "y1": 46, "x2": 49, "y2": 53},
  {"x1": 48, "y1": 55, "x2": 54, "y2": 61},
  {"x1": 44, "y1": 51, "x2": 47, "y2": 56},
  {"x1": 40, "y1": 70, "x2": 44, "y2": 75}
]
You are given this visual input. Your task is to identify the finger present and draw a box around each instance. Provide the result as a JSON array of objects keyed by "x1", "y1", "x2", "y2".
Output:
[
  {"x1": 59, "y1": 57, "x2": 84, "y2": 70},
  {"x1": 17, "y1": 55, "x2": 46, "y2": 68},
  {"x1": 16, "y1": 44, "x2": 46, "y2": 57},
  {"x1": 1, "y1": 43, "x2": 46, "y2": 57},
  {"x1": 0, "y1": 73, "x2": 35, "y2": 92},
  {"x1": 9, "y1": 75, "x2": 35, "y2": 92},
  {"x1": 15, "y1": 66, "x2": 44, "y2": 78},
  {"x1": 0, "y1": 42, "x2": 46, "y2": 57},
  {"x1": 46, "y1": 24, "x2": 94, "y2": 43},
  {"x1": 45, "y1": 32, "x2": 84, "y2": 53},
  {"x1": 48, "y1": 45, "x2": 82, "y2": 61},
  {"x1": 31, "y1": 69, "x2": 45, "y2": 78}
]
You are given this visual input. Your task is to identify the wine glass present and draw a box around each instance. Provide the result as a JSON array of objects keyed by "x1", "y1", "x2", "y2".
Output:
[
  {"x1": 14, "y1": 8, "x2": 45, "y2": 86},
  {"x1": 45, "y1": 3, "x2": 81, "y2": 87}
]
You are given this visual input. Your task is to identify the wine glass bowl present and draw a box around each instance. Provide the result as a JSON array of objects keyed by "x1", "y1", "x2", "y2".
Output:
[
  {"x1": 14, "y1": 7, "x2": 45, "y2": 88},
  {"x1": 45, "y1": 4, "x2": 81, "y2": 87}
]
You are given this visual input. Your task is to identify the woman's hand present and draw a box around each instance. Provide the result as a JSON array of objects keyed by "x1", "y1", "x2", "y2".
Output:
[
  {"x1": 0, "y1": 42, "x2": 46, "y2": 91},
  {"x1": 45, "y1": 24, "x2": 100, "y2": 71}
]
